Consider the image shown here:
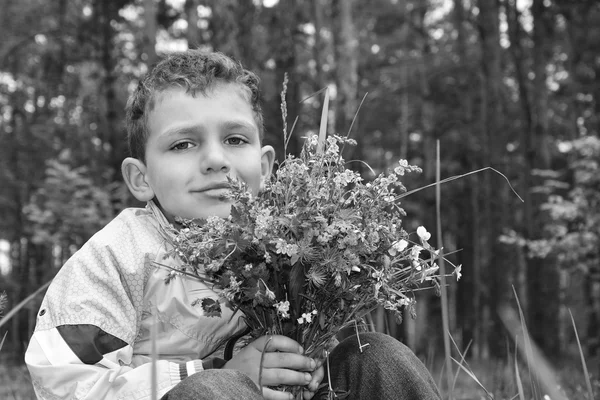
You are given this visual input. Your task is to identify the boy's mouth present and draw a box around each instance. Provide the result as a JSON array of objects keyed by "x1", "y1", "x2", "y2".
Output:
[{"x1": 193, "y1": 182, "x2": 231, "y2": 193}]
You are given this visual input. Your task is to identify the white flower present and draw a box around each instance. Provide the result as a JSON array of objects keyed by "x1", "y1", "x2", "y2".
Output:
[
  {"x1": 265, "y1": 287, "x2": 276, "y2": 301},
  {"x1": 297, "y1": 310, "x2": 318, "y2": 324},
  {"x1": 394, "y1": 159, "x2": 409, "y2": 175},
  {"x1": 351, "y1": 266, "x2": 361, "y2": 272},
  {"x1": 392, "y1": 239, "x2": 409, "y2": 253},
  {"x1": 244, "y1": 264, "x2": 253, "y2": 271},
  {"x1": 410, "y1": 245, "x2": 423, "y2": 260},
  {"x1": 274, "y1": 300, "x2": 290, "y2": 318},
  {"x1": 454, "y1": 264, "x2": 462, "y2": 281},
  {"x1": 416, "y1": 226, "x2": 431, "y2": 241}
]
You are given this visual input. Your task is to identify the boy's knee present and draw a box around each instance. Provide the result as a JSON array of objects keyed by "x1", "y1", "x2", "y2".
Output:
[{"x1": 162, "y1": 369, "x2": 261, "y2": 400}]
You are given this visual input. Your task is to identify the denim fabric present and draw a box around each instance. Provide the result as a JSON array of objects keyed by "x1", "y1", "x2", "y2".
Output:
[
  {"x1": 162, "y1": 333, "x2": 440, "y2": 400},
  {"x1": 316, "y1": 332, "x2": 441, "y2": 400},
  {"x1": 160, "y1": 369, "x2": 263, "y2": 400}
]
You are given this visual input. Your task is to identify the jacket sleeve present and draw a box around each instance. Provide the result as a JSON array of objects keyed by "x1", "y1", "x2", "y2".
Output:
[
  {"x1": 25, "y1": 326, "x2": 208, "y2": 400},
  {"x1": 24, "y1": 210, "x2": 221, "y2": 400}
]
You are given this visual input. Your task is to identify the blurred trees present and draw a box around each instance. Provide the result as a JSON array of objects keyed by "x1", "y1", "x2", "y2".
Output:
[{"x1": 0, "y1": 0, "x2": 599, "y2": 371}]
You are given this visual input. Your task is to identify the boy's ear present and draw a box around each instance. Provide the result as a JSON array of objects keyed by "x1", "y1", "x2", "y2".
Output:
[
  {"x1": 260, "y1": 145, "x2": 275, "y2": 189},
  {"x1": 121, "y1": 157, "x2": 155, "y2": 202}
]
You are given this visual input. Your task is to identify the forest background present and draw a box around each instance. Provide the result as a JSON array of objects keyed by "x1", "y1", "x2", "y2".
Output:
[{"x1": 0, "y1": 0, "x2": 599, "y2": 398}]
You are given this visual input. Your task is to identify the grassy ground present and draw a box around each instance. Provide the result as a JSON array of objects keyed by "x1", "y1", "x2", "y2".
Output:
[
  {"x1": 0, "y1": 363, "x2": 36, "y2": 400},
  {"x1": 1, "y1": 357, "x2": 597, "y2": 400}
]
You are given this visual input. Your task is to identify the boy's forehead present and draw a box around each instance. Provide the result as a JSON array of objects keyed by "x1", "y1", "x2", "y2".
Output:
[
  {"x1": 150, "y1": 81, "x2": 252, "y2": 110},
  {"x1": 145, "y1": 83, "x2": 259, "y2": 138}
]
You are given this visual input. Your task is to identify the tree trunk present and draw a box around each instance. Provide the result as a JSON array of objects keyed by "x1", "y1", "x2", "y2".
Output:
[
  {"x1": 143, "y1": 0, "x2": 158, "y2": 66},
  {"x1": 331, "y1": 0, "x2": 360, "y2": 170},
  {"x1": 477, "y1": 0, "x2": 505, "y2": 358},
  {"x1": 331, "y1": 0, "x2": 358, "y2": 137},
  {"x1": 526, "y1": 0, "x2": 560, "y2": 355},
  {"x1": 185, "y1": 0, "x2": 201, "y2": 49},
  {"x1": 235, "y1": 0, "x2": 257, "y2": 69},
  {"x1": 208, "y1": 0, "x2": 238, "y2": 57},
  {"x1": 311, "y1": 0, "x2": 326, "y2": 92},
  {"x1": 266, "y1": 0, "x2": 301, "y2": 156}
]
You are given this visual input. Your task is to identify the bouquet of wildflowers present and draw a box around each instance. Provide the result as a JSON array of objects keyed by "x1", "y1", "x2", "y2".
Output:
[{"x1": 167, "y1": 132, "x2": 448, "y2": 365}]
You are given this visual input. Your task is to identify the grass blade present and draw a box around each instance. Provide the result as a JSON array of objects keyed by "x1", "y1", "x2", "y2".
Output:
[
  {"x1": 317, "y1": 87, "x2": 329, "y2": 154},
  {"x1": 151, "y1": 312, "x2": 158, "y2": 400},
  {"x1": 0, "y1": 279, "x2": 52, "y2": 330},
  {"x1": 436, "y1": 140, "x2": 453, "y2": 396},
  {"x1": 451, "y1": 357, "x2": 493, "y2": 399},
  {"x1": 514, "y1": 347, "x2": 526, "y2": 400},
  {"x1": 0, "y1": 331, "x2": 7, "y2": 352},
  {"x1": 498, "y1": 302, "x2": 568, "y2": 400},
  {"x1": 398, "y1": 167, "x2": 523, "y2": 202},
  {"x1": 569, "y1": 309, "x2": 594, "y2": 399}
]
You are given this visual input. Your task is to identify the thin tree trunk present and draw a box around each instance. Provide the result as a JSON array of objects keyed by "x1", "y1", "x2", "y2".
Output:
[
  {"x1": 98, "y1": 0, "x2": 124, "y2": 188},
  {"x1": 527, "y1": 0, "x2": 560, "y2": 354},
  {"x1": 311, "y1": 0, "x2": 326, "y2": 91},
  {"x1": 235, "y1": 0, "x2": 257, "y2": 68},
  {"x1": 506, "y1": 0, "x2": 532, "y2": 317},
  {"x1": 268, "y1": 0, "x2": 301, "y2": 155},
  {"x1": 478, "y1": 0, "x2": 505, "y2": 358},
  {"x1": 143, "y1": 0, "x2": 158, "y2": 66},
  {"x1": 331, "y1": 0, "x2": 360, "y2": 170},
  {"x1": 208, "y1": 0, "x2": 238, "y2": 57},
  {"x1": 185, "y1": 0, "x2": 200, "y2": 49},
  {"x1": 331, "y1": 0, "x2": 358, "y2": 137}
]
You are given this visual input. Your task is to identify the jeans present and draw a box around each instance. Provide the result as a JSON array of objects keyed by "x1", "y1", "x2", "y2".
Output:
[
  {"x1": 162, "y1": 332, "x2": 441, "y2": 400},
  {"x1": 315, "y1": 332, "x2": 441, "y2": 399}
]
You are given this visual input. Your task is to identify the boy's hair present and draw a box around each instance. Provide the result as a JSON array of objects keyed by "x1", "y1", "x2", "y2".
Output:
[{"x1": 126, "y1": 50, "x2": 264, "y2": 162}]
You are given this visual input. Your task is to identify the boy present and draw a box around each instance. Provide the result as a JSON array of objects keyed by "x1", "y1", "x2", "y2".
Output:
[{"x1": 25, "y1": 50, "x2": 441, "y2": 400}]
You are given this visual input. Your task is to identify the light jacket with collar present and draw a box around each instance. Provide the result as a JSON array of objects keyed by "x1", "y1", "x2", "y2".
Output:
[{"x1": 25, "y1": 203, "x2": 247, "y2": 400}]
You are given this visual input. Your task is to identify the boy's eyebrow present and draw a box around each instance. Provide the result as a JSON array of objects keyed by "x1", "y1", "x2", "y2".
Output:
[
  {"x1": 219, "y1": 120, "x2": 258, "y2": 132},
  {"x1": 159, "y1": 119, "x2": 257, "y2": 139}
]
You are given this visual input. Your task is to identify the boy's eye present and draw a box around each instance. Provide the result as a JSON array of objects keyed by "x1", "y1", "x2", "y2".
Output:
[
  {"x1": 171, "y1": 141, "x2": 193, "y2": 151},
  {"x1": 225, "y1": 137, "x2": 247, "y2": 145}
]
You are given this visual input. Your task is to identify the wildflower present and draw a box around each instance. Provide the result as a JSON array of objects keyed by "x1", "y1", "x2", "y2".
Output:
[
  {"x1": 254, "y1": 209, "x2": 273, "y2": 239},
  {"x1": 206, "y1": 260, "x2": 223, "y2": 272},
  {"x1": 389, "y1": 239, "x2": 409, "y2": 256},
  {"x1": 244, "y1": 264, "x2": 253, "y2": 271},
  {"x1": 297, "y1": 310, "x2": 318, "y2": 324},
  {"x1": 274, "y1": 300, "x2": 290, "y2": 318},
  {"x1": 265, "y1": 286, "x2": 276, "y2": 301},
  {"x1": 394, "y1": 159, "x2": 409, "y2": 176},
  {"x1": 0, "y1": 291, "x2": 6, "y2": 317},
  {"x1": 410, "y1": 245, "x2": 423, "y2": 260},
  {"x1": 229, "y1": 276, "x2": 242, "y2": 292},
  {"x1": 307, "y1": 267, "x2": 327, "y2": 287},
  {"x1": 273, "y1": 238, "x2": 299, "y2": 257},
  {"x1": 416, "y1": 226, "x2": 431, "y2": 241},
  {"x1": 454, "y1": 264, "x2": 462, "y2": 281}
]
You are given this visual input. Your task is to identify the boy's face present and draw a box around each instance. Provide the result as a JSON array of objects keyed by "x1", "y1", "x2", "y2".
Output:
[{"x1": 138, "y1": 83, "x2": 274, "y2": 221}]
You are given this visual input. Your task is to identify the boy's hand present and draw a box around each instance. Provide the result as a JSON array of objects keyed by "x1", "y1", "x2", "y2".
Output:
[
  {"x1": 223, "y1": 335, "x2": 317, "y2": 400},
  {"x1": 303, "y1": 361, "x2": 324, "y2": 399}
]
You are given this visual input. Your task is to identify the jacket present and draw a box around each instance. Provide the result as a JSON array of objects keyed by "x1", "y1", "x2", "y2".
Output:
[{"x1": 25, "y1": 203, "x2": 247, "y2": 399}]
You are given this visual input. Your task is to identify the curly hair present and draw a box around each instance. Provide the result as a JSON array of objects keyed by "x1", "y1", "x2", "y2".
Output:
[{"x1": 126, "y1": 50, "x2": 264, "y2": 162}]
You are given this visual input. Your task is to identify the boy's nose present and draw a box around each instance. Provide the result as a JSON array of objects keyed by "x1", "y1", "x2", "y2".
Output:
[{"x1": 201, "y1": 143, "x2": 230, "y2": 173}]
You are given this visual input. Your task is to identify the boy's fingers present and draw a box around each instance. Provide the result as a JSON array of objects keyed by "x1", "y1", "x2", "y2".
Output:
[
  {"x1": 308, "y1": 365, "x2": 324, "y2": 390},
  {"x1": 253, "y1": 335, "x2": 303, "y2": 354},
  {"x1": 262, "y1": 352, "x2": 316, "y2": 371},
  {"x1": 262, "y1": 387, "x2": 294, "y2": 400},
  {"x1": 261, "y1": 368, "x2": 313, "y2": 387}
]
